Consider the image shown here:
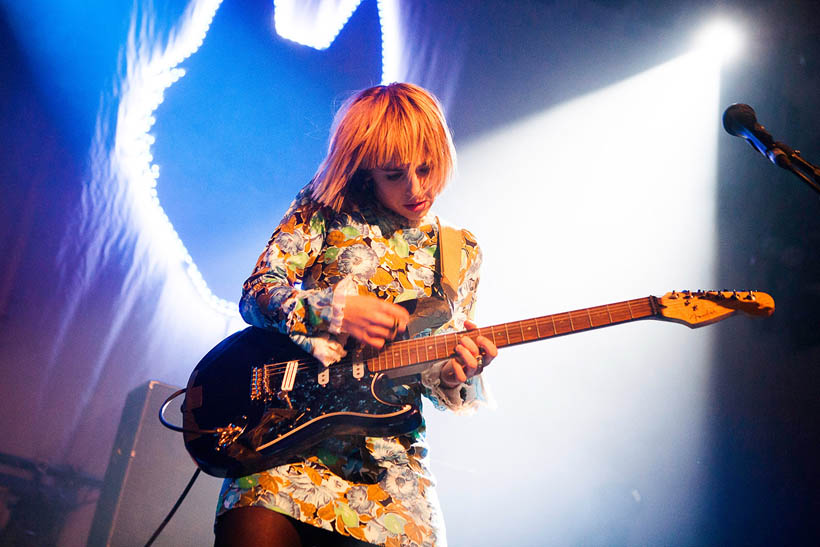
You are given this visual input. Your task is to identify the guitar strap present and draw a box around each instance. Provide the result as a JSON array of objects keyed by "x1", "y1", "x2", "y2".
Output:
[{"x1": 435, "y1": 216, "x2": 462, "y2": 304}]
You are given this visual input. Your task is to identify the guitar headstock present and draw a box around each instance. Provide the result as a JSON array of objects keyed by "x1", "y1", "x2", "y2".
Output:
[{"x1": 658, "y1": 290, "x2": 774, "y2": 328}]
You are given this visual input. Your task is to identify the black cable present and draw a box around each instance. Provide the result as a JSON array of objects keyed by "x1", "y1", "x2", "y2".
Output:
[
  {"x1": 158, "y1": 387, "x2": 221, "y2": 435},
  {"x1": 143, "y1": 467, "x2": 202, "y2": 547}
]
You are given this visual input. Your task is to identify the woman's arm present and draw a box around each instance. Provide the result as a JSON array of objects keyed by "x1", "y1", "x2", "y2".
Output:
[
  {"x1": 421, "y1": 228, "x2": 496, "y2": 412},
  {"x1": 240, "y1": 192, "x2": 410, "y2": 354},
  {"x1": 239, "y1": 197, "x2": 335, "y2": 337}
]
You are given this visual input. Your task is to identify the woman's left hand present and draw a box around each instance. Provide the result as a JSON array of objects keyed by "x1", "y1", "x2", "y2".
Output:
[{"x1": 439, "y1": 320, "x2": 498, "y2": 388}]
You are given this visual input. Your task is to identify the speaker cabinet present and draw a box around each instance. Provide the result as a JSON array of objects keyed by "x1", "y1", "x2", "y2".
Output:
[{"x1": 88, "y1": 380, "x2": 223, "y2": 546}]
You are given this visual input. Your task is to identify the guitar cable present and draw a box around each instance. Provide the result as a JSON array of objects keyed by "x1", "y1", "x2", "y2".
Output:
[
  {"x1": 158, "y1": 387, "x2": 218, "y2": 435},
  {"x1": 143, "y1": 466, "x2": 202, "y2": 547},
  {"x1": 145, "y1": 388, "x2": 209, "y2": 546}
]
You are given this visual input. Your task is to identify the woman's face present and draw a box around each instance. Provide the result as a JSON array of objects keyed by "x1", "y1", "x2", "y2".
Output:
[{"x1": 370, "y1": 163, "x2": 435, "y2": 223}]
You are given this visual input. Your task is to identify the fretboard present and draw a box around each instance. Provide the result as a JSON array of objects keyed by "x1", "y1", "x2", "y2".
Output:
[{"x1": 364, "y1": 296, "x2": 659, "y2": 373}]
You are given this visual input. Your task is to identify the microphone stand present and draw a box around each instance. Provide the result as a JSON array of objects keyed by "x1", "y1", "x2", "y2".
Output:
[{"x1": 773, "y1": 141, "x2": 820, "y2": 195}]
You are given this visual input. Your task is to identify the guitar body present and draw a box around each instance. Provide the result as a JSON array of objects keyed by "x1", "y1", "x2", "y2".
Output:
[{"x1": 182, "y1": 327, "x2": 422, "y2": 478}]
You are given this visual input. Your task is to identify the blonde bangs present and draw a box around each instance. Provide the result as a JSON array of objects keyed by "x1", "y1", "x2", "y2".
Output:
[{"x1": 309, "y1": 83, "x2": 455, "y2": 211}]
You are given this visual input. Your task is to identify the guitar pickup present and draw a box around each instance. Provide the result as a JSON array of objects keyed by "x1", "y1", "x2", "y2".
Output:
[
  {"x1": 281, "y1": 360, "x2": 299, "y2": 391},
  {"x1": 317, "y1": 367, "x2": 329, "y2": 386}
]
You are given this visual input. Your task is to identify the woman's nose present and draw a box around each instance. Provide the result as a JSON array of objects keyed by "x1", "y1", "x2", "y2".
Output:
[{"x1": 406, "y1": 172, "x2": 421, "y2": 195}]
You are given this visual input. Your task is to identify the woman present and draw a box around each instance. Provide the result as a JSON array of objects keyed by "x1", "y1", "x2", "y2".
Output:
[{"x1": 214, "y1": 83, "x2": 497, "y2": 547}]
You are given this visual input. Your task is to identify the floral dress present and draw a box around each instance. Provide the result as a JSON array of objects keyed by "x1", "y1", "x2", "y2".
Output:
[{"x1": 217, "y1": 187, "x2": 486, "y2": 547}]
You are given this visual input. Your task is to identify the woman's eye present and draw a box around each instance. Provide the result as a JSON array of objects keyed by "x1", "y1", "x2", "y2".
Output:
[
  {"x1": 386, "y1": 172, "x2": 404, "y2": 181},
  {"x1": 416, "y1": 166, "x2": 431, "y2": 177}
]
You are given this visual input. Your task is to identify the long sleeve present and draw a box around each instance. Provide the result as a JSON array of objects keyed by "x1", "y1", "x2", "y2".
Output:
[
  {"x1": 239, "y1": 192, "x2": 350, "y2": 362},
  {"x1": 420, "y1": 228, "x2": 490, "y2": 414}
]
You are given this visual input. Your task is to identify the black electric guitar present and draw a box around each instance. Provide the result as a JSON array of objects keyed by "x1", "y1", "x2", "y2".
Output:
[{"x1": 181, "y1": 290, "x2": 774, "y2": 478}]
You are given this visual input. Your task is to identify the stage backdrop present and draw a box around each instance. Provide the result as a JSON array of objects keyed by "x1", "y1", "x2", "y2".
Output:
[{"x1": 1, "y1": 0, "x2": 818, "y2": 545}]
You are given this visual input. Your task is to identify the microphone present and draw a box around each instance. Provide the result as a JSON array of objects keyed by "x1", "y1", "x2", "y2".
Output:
[{"x1": 722, "y1": 104, "x2": 791, "y2": 168}]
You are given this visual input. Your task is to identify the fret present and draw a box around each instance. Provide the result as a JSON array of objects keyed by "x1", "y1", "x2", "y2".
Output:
[
  {"x1": 605, "y1": 303, "x2": 613, "y2": 323},
  {"x1": 586, "y1": 308, "x2": 594, "y2": 328},
  {"x1": 595, "y1": 306, "x2": 610, "y2": 325},
  {"x1": 535, "y1": 317, "x2": 541, "y2": 338},
  {"x1": 626, "y1": 299, "x2": 634, "y2": 319},
  {"x1": 503, "y1": 322, "x2": 510, "y2": 345},
  {"x1": 519, "y1": 321, "x2": 525, "y2": 343},
  {"x1": 496, "y1": 328, "x2": 506, "y2": 348},
  {"x1": 551, "y1": 315, "x2": 557, "y2": 335},
  {"x1": 435, "y1": 333, "x2": 446, "y2": 361},
  {"x1": 522, "y1": 320, "x2": 534, "y2": 342}
]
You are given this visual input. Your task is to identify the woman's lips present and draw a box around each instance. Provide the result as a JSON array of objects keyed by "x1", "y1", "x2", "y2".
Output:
[{"x1": 404, "y1": 199, "x2": 428, "y2": 212}]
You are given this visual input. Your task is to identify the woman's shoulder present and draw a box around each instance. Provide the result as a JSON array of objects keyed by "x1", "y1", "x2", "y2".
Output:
[
  {"x1": 280, "y1": 185, "x2": 339, "y2": 231},
  {"x1": 435, "y1": 214, "x2": 480, "y2": 249}
]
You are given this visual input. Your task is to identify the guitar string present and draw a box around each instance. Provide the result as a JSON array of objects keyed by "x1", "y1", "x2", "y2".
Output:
[
  {"x1": 258, "y1": 299, "x2": 658, "y2": 378},
  {"x1": 260, "y1": 299, "x2": 654, "y2": 376},
  {"x1": 257, "y1": 293, "x2": 758, "y2": 379}
]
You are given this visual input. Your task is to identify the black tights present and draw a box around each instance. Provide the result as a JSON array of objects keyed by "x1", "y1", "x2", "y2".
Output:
[{"x1": 213, "y1": 507, "x2": 377, "y2": 547}]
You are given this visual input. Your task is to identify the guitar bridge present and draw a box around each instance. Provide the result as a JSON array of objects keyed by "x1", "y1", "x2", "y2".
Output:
[{"x1": 215, "y1": 423, "x2": 245, "y2": 451}]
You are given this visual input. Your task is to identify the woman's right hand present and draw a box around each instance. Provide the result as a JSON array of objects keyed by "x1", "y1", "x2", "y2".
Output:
[{"x1": 341, "y1": 295, "x2": 410, "y2": 349}]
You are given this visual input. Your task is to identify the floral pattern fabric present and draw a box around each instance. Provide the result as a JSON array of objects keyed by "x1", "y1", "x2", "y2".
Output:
[{"x1": 219, "y1": 187, "x2": 485, "y2": 546}]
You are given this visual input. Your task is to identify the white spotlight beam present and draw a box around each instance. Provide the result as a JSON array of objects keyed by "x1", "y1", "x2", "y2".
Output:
[{"x1": 431, "y1": 52, "x2": 722, "y2": 545}]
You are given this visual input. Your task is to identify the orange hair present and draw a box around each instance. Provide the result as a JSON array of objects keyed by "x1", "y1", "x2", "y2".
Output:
[{"x1": 309, "y1": 83, "x2": 456, "y2": 211}]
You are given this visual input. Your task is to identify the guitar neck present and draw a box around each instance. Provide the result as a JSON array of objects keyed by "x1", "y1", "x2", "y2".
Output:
[{"x1": 365, "y1": 296, "x2": 660, "y2": 373}]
